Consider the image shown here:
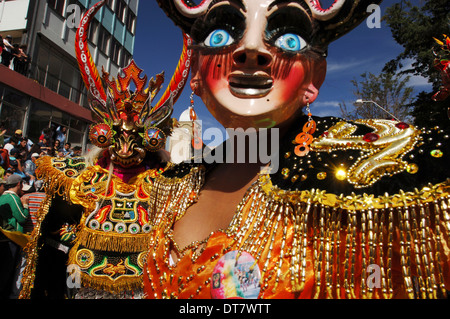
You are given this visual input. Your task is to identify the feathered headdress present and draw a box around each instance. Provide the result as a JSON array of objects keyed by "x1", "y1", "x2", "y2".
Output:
[{"x1": 74, "y1": 0, "x2": 192, "y2": 164}]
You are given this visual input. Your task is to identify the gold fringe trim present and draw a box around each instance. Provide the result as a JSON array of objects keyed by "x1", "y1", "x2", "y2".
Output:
[
  {"x1": 77, "y1": 228, "x2": 151, "y2": 253},
  {"x1": 35, "y1": 156, "x2": 78, "y2": 200},
  {"x1": 78, "y1": 273, "x2": 143, "y2": 294},
  {"x1": 256, "y1": 175, "x2": 450, "y2": 299},
  {"x1": 19, "y1": 194, "x2": 53, "y2": 299},
  {"x1": 148, "y1": 165, "x2": 449, "y2": 299}
]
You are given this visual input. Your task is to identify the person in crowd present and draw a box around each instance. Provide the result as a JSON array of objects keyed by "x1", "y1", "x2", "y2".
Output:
[
  {"x1": 61, "y1": 142, "x2": 73, "y2": 157},
  {"x1": 4, "y1": 130, "x2": 23, "y2": 145},
  {"x1": 1, "y1": 35, "x2": 14, "y2": 68},
  {"x1": 0, "y1": 175, "x2": 30, "y2": 298},
  {"x1": 3, "y1": 169, "x2": 13, "y2": 180},
  {"x1": 26, "y1": 144, "x2": 42, "y2": 161},
  {"x1": 4, "y1": 136, "x2": 18, "y2": 155},
  {"x1": 71, "y1": 146, "x2": 82, "y2": 157},
  {"x1": 0, "y1": 178, "x2": 6, "y2": 196},
  {"x1": 55, "y1": 126, "x2": 67, "y2": 145},
  {"x1": 0, "y1": 35, "x2": 4, "y2": 58},
  {"x1": 16, "y1": 138, "x2": 29, "y2": 160},
  {"x1": 0, "y1": 123, "x2": 7, "y2": 148},
  {"x1": 12, "y1": 44, "x2": 30, "y2": 76},
  {"x1": 52, "y1": 139, "x2": 62, "y2": 155},
  {"x1": 24, "y1": 153, "x2": 39, "y2": 188},
  {"x1": 38, "y1": 135, "x2": 52, "y2": 156},
  {"x1": 8, "y1": 152, "x2": 28, "y2": 185}
]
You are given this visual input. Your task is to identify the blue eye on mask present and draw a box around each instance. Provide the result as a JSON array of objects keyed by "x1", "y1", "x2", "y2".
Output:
[
  {"x1": 204, "y1": 29, "x2": 234, "y2": 47},
  {"x1": 274, "y1": 33, "x2": 307, "y2": 52}
]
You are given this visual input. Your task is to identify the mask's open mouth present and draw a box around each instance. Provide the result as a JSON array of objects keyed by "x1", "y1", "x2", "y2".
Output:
[
  {"x1": 228, "y1": 73, "x2": 273, "y2": 98},
  {"x1": 110, "y1": 134, "x2": 146, "y2": 168}
]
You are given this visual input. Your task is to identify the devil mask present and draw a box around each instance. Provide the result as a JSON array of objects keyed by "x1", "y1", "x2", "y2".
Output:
[{"x1": 76, "y1": 0, "x2": 192, "y2": 167}]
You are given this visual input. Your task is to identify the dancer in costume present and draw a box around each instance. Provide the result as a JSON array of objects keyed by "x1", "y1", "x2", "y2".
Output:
[
  {"x1": 143, "y1": 0, "x2": 450, "y2": 299},
  {"x1": 19, "y1": 0, "x2": 192, "y2": 299}
]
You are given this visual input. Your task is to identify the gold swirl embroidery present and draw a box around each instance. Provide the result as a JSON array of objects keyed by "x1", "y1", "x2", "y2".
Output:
[{"x1": 312, "y1": 119, "x2": 421, "y2": 188}]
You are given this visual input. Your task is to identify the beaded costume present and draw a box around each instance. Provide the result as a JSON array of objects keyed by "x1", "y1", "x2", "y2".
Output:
[
  {"x1": 142, "y1": 0, "x2": 450, "y2": 299},
  {"x1": 144, "y1": 116, "x2": 449, "y2": 299},
  {"x1": 20, "y1": 0, "x2": 192, "y2": 299}
]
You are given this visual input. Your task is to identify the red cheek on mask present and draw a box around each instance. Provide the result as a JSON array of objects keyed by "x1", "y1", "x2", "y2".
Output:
[
  {"x1": 272, "y1": 55, "x2": 308, "y2": 100},
  {"x1": 199, "y1": 52, "x2": 233, "y2": 91}
]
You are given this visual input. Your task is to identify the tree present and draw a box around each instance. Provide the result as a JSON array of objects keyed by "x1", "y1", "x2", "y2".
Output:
[
  {"x1": 382, "y1": 0, "x2": 450, "y2": 89},
  {"x1": 340, "y1": 71, "x2": 415, "y2": 122},
  {"x1": 383, "y1": 0, "x2": 450, "y2": 128}
]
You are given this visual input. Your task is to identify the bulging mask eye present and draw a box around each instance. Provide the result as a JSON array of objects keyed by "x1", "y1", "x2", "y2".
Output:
[
  {"x1": 89, "y1": 123, "x2": 114, "y2": 148},
  {"x1": 204, "y1": 29, "x2": 234, "y2": 48},
  {"x1": 274, "y1": 33, "x2": 307, "y2": 52},
  {"x1": 142, "y1": 126, "x2": 166, "y2": 152}
]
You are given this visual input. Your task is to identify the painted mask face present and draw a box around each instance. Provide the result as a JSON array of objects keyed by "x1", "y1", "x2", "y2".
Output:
[
  {"x1": 190, "y1": 0, "x2": 326, "y2": 129},
  {"x1": 88, "y1": 62, "x2": 174, "y2": 169}
]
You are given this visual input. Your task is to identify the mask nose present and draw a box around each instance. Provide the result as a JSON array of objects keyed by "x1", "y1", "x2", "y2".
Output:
[
  {"x1": 233, "y1": 48, "x2": 272, "y2": 68},
  {"x1": 232, "y1": 17, "x2": 272, "y2": 69}
]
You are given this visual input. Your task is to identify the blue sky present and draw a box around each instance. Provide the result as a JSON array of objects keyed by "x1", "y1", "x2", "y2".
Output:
[{"x1": 133, "y1": 1, "x2": 432, "y2": 142}]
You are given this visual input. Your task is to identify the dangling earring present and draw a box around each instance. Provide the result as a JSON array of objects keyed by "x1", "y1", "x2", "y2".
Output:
[
  {"x1": 189, "y1": 91, "x2": 203, "y2": 150},
  {"x1": 294, "y1": 99, "x2": 316, "y2": 157}
]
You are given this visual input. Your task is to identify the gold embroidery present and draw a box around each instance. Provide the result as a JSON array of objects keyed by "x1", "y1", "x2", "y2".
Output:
[{"x1": 312, "y1": 119, "x2": 421, "y2": 188}]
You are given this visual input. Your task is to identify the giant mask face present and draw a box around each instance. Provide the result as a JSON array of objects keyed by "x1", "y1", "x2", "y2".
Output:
[
  {"x1": 190, "y1": 0, "x2": 326, "y2": 129},
  {"x1": 157, "y1": 0, "x2": 382, "y2": 129},
  {"x1": 76, "y1": 0, "x2": 192, "y2": 168}
]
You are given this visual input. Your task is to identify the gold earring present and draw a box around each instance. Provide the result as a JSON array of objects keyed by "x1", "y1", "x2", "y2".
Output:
[{"x1": 189, "y1": 92, "x2": 203, "y2": 150}]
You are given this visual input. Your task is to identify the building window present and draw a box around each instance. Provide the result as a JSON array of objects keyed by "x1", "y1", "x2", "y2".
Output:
[
  {"x1": 0, "y1": 88, "x2": 28, "y2": 137},
  {"x1": 98, "y1": 26, "x2": 110, "y2": 54},
  {"x1": 47, "y1": 0, "x2": 65, "y2": 16},
  {"x1": 88, "y1": 19, "x2": 99, "y2": 43},
  {"x1": 110, "y1": 39, "x2": 121, "y2": 65},
  {"x1": 106, "y1": 0, "x2": 115, "y2": 10},
  {"x1": 126, "y1": 10, "x2": 136, "y2": 34},
  {"x1": 115, "y1": 0, "x2": 127, "y2": 24},
  {"x1": 120, "y1": 50, "x2": 132, "y2": 68}
]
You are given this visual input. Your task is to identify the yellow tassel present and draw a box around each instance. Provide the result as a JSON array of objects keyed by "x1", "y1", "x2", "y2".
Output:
[{"x1": 77, "y1": 228, "x2": 150, "y2": 253}]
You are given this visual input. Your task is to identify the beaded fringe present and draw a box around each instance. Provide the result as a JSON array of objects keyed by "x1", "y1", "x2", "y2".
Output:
[
  {"x1": 77, "y1": 228, "x2": 150, "y2": 253},
  {"x1": 236, "y1": 178, "x2": 450, "y2": 299},
  {"x1": 19, "y1": 194, "x2": 53, "y2": 299},
  {"x1": 76, "y1": 272, "x2": 142, "y2": 294},
  {"x1": 148, "y1": 166, "x2": 449, "y2": 299}
]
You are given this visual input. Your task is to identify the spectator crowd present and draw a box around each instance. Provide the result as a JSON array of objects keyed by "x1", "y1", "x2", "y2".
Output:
[
  {"x1": 0, "y1": 124, "x2": 83, "y2": 299},
  {"x1": 1, "y1": 34, "x2": 31, "y2": 76}
]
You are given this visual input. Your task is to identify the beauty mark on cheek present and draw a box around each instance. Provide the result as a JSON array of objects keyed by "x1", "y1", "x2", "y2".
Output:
[{"x1": 199, "y1": 52, "x2": 233, "y2": 81}]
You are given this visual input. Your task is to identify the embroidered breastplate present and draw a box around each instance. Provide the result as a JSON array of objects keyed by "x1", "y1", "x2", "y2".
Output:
[
  {"x1": 21, "y1": 156, "x2": 166, "y2": 296},
  {"x1": 68, "y1": 165, "x2": 157, "y2": 292}
]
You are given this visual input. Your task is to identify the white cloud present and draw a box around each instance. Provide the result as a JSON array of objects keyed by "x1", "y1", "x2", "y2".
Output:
[
  {"x1": 313, "y1": 101, "x2": 341, "y2": 108},
  {"x1": 326, "y1": 58, "x2": 374, "y2": 74}
]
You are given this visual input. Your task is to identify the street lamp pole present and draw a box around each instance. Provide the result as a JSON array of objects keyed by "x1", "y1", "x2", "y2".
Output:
[{"x1": 354, "y1": 99, "x2": 400, "y2": 122}]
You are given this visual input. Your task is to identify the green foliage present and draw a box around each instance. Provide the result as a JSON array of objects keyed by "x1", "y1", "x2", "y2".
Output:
[
  {"x1": 410, "y1": 91, "x2": 449, "y2": 128},
  {"x1": 383, "y1": 0, "x2": 450, "y2": 90}
]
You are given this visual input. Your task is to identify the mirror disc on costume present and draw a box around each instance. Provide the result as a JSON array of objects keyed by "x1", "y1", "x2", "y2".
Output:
[
  {"x1": 89, "y1": 123, "x2": 113, "y2": 148},
  {"x1": 144, "y1": 127, "x2": 166, "y2": 151},
  {"x1": 211, "y1": 251, "x2": 261, "y2": 299}
]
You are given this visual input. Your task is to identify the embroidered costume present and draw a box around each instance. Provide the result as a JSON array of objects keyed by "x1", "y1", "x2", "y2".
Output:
[
  {"x1": 19, "y1": 0, "x2": 191, "y2": 299},
  {"x1": 143, "y1": 116, "x2": 449, "y2": 299},
  {"x1": 142, "y1": 0, "x2": 450, "y2": 299}
]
